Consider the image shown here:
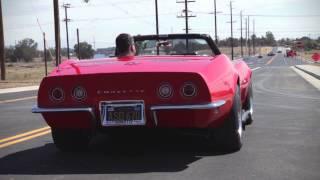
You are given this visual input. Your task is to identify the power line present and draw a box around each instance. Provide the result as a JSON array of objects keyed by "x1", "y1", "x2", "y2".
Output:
[
  {"x1": 109, "y1": 2, "x2": 154, "y2": 28},
  {"x1": 71, "y1": 0, "x2": 151, "y2": 8},
  {"x1": 243, "y1": 14, "x2": 320, "y2": 17},
  {"x1": 196, "y1": 12, "x2": 320, "y2": 17},
  {"x1": 6, "y1": 11, "x2": 319, "y2": 31}
]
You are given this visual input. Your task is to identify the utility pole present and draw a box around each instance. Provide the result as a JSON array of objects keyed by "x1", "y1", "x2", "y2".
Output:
[
  {"x1": 77, "y1": 28, "x2": 80, "y2": 59},
  {"x1": 63, "y1": 3, "x2": 71, "y2": 59},
  {"x1": 229, "y1": 1, "x2": 234, "y2": 60},
  {"x1": 177, "y1": 0, "x2": 196, "y2": 52},
  {"x1": 53, "y1": 0, "x2": 61, "y2": 66},
  {"x1": 248, "y1": 15, "x2": 250, "y2": 56},
  {"x1": 245, "y1": 18, "x2": 248, "y2": 56},
  {"x1": 155, "y1": 0, "x2": 159, "y2": 35},
  {"x1": 252, "y1": 19, "x2": 256, "y2": 55},
  {"x1": 240, "y1": 11, "x2": 243, "y2": 57},
  {"x1": 155, "y1": 0, "x2": 159, "y2": 55},
  {"x1": 214, "y1": 0, "x2": 218, "y2": 44},
  {"x1": 0, "y1": 0, "x2": 5, "y2": 80},
  {"x1": 177, "y1": 0, "x2": 196, "y2": 33},
  {"x1": 43, "y1": 33, "x2": 48, "y2": 76}
]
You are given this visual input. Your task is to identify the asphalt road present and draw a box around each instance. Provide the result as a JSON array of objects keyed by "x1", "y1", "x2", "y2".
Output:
[{"x1": 0, "y1": 51, "x2": 319, "y2": 180}]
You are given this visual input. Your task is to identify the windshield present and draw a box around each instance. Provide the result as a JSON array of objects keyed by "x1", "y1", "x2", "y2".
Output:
[{"x1": 135, "y1": 38, "x2": 214, "y2": 56}]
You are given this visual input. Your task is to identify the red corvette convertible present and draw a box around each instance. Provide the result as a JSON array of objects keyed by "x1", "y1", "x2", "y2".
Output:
[{"x1": 32, "y1": 34, "x2": 253, "y2": 152}]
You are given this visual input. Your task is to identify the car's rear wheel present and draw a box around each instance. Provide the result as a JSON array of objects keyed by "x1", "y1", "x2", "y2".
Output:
[
  {"x1": 209, "y1": 85, "x2": 243, "y2": 152},
  {"x1": 52, "y1": 128, "x2": 92, "y2": 152},
  {"x1": 244, "y1": 82, "x2": 254, "y2": 125}
]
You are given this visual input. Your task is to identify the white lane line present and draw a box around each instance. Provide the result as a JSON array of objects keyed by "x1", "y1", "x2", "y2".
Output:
[
  {"x1": 0, "y1": 86, "x2": 39, "y2": 94},
  {"x1": 252, "y1": 67, "x2": 261, "y2": 71},
  {"x1": 283, "y1": 57, "x2": 288, "y2": 65},
  {"x1": 0, "y1": 96, "x2": 37, "y2": 104}
]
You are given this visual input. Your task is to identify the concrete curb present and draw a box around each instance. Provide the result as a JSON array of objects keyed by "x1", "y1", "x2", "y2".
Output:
[
  {"x1": 0, "y1": 86, "x2": 39, "y2": 95},
  {"x1": 294, "y1": 66, "x2": 320, "y2": 80},
  {"x1": 302, "y1": 58, "x2": 318, "y2": 64}
]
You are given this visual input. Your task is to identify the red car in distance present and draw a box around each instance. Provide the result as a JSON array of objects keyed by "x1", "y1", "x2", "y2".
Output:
[
  {"x1": 32, "y1": 34, "x2": 253, "y2": 152},
  {"x1": 286, "y1": 50, "x2": 297, "y2": 57}
]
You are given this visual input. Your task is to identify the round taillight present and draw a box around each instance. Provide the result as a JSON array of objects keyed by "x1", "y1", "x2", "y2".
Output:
[
  {"x1": 158, "y1": 83, "x2": 173, "y2": 99},
  {"x1": 50, "y1": 88, "x2": 64, "y2": 101},
  {"x1": 181, "y1": 83, "x2": 197, "y2": 97},
  {"x1": 72, "y1": 86, "x2": 87, "y2": 101}
]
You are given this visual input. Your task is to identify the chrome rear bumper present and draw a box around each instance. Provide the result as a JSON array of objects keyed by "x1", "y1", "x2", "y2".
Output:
[
  {"x1": 32, "y1": 100, "x2": 226, "y2": 127},
  {"x1": 150, "y1": 100, "x2": 226, "y2": 126}
]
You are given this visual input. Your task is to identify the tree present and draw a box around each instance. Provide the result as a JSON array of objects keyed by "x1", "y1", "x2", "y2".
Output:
[
  {"x1": 4, "y1": 46, "x2": 17, "y2": 62},
  {"x1": 74, "y1": 42, "x2": 94, "y2": 59},
  {"x1": 61, "y1": 47, "x2": 74, "y2": 57},
  {"x1": 14, "y1": 38, "x2": 38, "y2": 62},
  {"x1": 265, "y1": 31, "x2": 276, "y2": 46},
  {"x1": 298, "y1": 37, "x2": 317, "y2": 51}
]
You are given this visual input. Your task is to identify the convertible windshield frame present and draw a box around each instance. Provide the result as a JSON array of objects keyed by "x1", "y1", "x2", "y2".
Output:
[{"x1": 133, "y1": 34, "x2": 221, "y2": 56}]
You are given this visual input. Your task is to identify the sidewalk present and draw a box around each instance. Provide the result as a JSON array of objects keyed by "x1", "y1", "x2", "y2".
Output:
[{"x1": 295, "y1": 65, "x2": 320, "y2": 80}]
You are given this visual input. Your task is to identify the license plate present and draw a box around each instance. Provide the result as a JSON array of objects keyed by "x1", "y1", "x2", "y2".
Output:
[{"x1": 100, "y1": 101, "x2": 145, "y2": 126}]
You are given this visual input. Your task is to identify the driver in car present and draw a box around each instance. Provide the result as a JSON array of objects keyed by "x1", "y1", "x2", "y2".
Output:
[{"x1": 115, "y1": 33, "x2": 136, "y2": 58}]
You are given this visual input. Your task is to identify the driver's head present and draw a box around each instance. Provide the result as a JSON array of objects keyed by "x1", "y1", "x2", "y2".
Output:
[{"x1": 115, "y1": 33, "x2": 136, "y2": 57}]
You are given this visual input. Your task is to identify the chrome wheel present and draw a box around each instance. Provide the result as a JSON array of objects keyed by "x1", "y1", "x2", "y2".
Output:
[{"x1": 236, "y1": 86, "x2": 243, "y2": 138}]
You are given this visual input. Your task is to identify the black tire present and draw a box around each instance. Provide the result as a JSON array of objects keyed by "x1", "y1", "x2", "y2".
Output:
[
  {"x1": 244, "y1": 82, "x2": 254, "y2": 125},
  {"x1": 209, "y1": 86, "x2": 243, "y2": 152},
  {"x1": 52, "y1": 128, "x2": 92, "y2": 152}
]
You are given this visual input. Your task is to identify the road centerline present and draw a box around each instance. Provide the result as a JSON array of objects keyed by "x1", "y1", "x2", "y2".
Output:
[
  {"x1": 0, "y1": 126, "x2": 51, "y2": 149},
  {"x1": 266, "y1": 55, "x2": 277, "y2": 65},
  {"x1": 0, "y1": 130, "x2": 51, "y2": 149}
]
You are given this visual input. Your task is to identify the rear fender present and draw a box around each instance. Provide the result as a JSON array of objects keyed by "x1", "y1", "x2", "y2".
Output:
[{"x1": 233, "y1": 59, "x2": 252, "y2": 103}]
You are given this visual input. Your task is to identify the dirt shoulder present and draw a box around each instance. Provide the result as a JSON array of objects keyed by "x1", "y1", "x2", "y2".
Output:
[{"x1": 0, "y1": 60, "x2": 56, "y2": 89}]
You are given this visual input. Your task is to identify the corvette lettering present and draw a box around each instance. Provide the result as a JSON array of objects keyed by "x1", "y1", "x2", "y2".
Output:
[{"x1": 97, "y1": 89, "x2": 145, "y2": 95}]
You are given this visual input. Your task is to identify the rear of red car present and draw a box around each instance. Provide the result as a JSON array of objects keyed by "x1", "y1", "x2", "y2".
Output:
[{"x1": 36, "y1": 71, "x2": 227, "y2": 131}]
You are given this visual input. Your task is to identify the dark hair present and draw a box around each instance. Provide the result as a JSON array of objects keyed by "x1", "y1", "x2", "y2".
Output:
[{"x1": 115, "y1": 33, "x2": 134, "y2": 56}]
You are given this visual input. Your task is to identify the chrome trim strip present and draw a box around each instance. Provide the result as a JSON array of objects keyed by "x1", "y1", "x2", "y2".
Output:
[
  {"x1": 31, "y1": 105, "x2": 96, "y2": 121},
  {"x1": 150, "y1": 100, "x2": 226, "y2": 127},
  {"x1": 152, "y1": 111, "x2": 158, "y2": 126},
  {"x1": 150, "y1": 100, "x2": 226, "y2": 111},
  {"x1": 32, "y1": 105, "x2": 94, "y2": 114}
]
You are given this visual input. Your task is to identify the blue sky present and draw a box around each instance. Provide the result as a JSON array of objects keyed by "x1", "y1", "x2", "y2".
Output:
[{"x1": 2, "y1": 0, "x2": 320, "y2": 49}]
